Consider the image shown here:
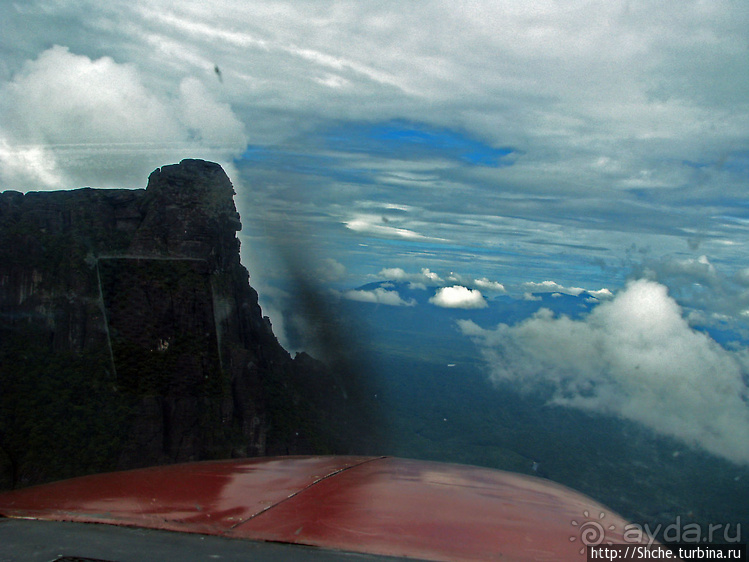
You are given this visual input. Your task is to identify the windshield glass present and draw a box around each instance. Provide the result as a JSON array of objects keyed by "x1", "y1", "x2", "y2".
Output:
[{"x1": 1, "y1": 0, "x2": 747, "y2": 547}]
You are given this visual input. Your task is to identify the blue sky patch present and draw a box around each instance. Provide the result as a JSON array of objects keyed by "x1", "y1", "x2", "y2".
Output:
[
  {"x1": 684, "y1": 151, "x2": 749, "y2": 175},
  {"x1": 323, "y1": 120, "x2": 515, "y2": 167}
]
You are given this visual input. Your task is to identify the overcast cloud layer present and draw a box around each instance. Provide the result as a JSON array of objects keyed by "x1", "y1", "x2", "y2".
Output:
[{"x1": 3, "y1": 1, "x2": 749, "y2": 462}]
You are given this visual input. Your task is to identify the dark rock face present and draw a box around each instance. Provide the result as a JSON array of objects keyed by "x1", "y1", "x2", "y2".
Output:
[{"x1": 0, "y1": 159, "x2": 379, "y2": 489}]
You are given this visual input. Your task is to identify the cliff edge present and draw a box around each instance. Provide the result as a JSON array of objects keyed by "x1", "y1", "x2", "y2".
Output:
[{"x1": 0, "y1": 159, "x2": 379, "y2": 489}]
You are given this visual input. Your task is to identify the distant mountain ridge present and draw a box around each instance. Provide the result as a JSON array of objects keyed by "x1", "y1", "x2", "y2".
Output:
[
  {"x1": 349, "y1": 279, "x2": 744, "y2": 348},
  {"x1": 339, "y1": 280, "x2": 603, "y2": 372},
  {"x1": 350, "y1": 279, "x2": 601, "y2": 326}
]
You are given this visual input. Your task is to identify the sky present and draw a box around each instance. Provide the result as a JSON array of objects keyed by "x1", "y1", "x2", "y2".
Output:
[{"x1": 2, "y1": 1, "x2": 749, "y2": 464}]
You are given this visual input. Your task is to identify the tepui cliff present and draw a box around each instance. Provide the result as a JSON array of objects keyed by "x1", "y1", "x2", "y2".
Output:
[{"x1": 0, "y1": 159, "x2": 380, "y2": 489}]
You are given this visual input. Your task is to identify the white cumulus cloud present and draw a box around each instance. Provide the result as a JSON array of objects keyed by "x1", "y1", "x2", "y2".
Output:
[
  {"x1": 0, "y1": 45, "x2": 247, "y2": 190},
  {"x1": 521, "y1": 280, "x2": 586, "y2": 296},
  {"x1": 588, "y1": 288, "x2": 614, "y2": 299},
  {"x1": 458, "y1": 279, "x2": 749, "y2": 465},
  {"x1": 178, "y1": 76, "x2": 246, "y2": 149},
  {"x1": 474, "y1": 277, "x2": 507, "y2": 293},
  {"x1": 430, "y1": 285, "x2": 487, "y2": 309},
  {"x1": 377, "y1": 266, "x2": 445, "y2": 287},
  {"x1": 315, "y1": 258, "x2": 346, "y2": 283}
]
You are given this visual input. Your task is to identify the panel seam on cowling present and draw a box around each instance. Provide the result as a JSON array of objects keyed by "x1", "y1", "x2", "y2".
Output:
[{"x1": 227, "y1": 456, "x2": 388, "y2": 531}]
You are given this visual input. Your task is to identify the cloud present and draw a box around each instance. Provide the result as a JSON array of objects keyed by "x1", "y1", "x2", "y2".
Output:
[
  {"x1": 343, "y1": 287, "x2": 416, "y2": 307},
  {"x1": 377, "y1": 267, "x2": 445, "y2": 287},
  {"x1": 644, "y1": 255, "x2": 719, "y2": 288},
  {"x1": 637, "y1": 255, "x2": 749, "y2": 336},
  {"x1": 474, "y1": 277, "x2": 507, "y2": 293},
  {"x1": 178, "y1": 77, "x2": 246, "y2": 149},
  {"x1": 444, "y1": 271, "x2": 507, "y2": 293},
  {"x1": 520, "y1": 280, "x2": 614, "y2": 300},
  {"x1": 458, "y1": 279, "x2": 749, "y2": 465},
  {"x1": 2, "y1": 46, "x2": 181, "y2": 144},
  {"x1": 315, "y1": 258, "x2": 347, "y2": 283},
  {"x1": 345, "y1": 214, "x2": 433, "y2": 241},
  {"x1": 379, "y1": 267, "x2": 408, "y2": 280},
  {"x1": 734, "y1": 268, "x2": 749, "y2": 288},
  {"x1": 0, "y1": 138, "x2": 62, "y2": 189},
  {"x1": 588, "y1": 288, "x2": 614, "y2": 299},
  {"x1": 0, "y1": 45, "x2": 247, "y2": 190},
  {"x1": 430, "y1": 286, "x2": 487, "y2": 309},
  {"x1": 521, "y1": 281, "x2": 586, "y2": 296}
]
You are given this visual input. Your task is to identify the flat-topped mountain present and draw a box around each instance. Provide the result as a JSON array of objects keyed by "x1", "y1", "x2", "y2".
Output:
[{"x1": 0, "y1": 159, "x2": 379, "y2": 489}]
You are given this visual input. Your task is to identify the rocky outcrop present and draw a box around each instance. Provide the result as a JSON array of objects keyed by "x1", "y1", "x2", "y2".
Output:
[{"x1": 0, "y1": 159, "x2": 380, "y2": 489}]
